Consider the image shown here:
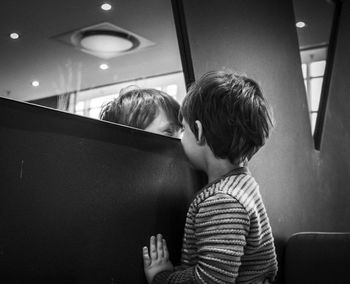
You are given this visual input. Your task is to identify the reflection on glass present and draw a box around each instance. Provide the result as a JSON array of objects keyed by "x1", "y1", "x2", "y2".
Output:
[
  {"x1": 88, "y1": 95, "x2": 116, "y2": 119},
  {"x1": 302, "y1": 64, "x2": 307, "y2": 78},
  {"x1": 166, "y1": 84, "x2": 178, "y2": 97},
  {"x1": 293, "y1": 0, "x2": 335, "y2": 137},
  {"x1": 0, "y1": 0, "x2": 185, "y2": 129},
  {"x1": 73, "y1": 71, "x2": 186, "y2": 120},
  {"x1": 75, "y1": 101, "x2": 85, "y2": 114},
  {"x1": 89, "y1": 108, "x2": 102, "y2": 119},
  {"x1": 310, "y1": 77, "x2": 322, "y2": 111},
  {"x1": 301, "y1": 58, "x2": 325, "y2": 134},
  {"x1": 310, "y1": 61, "x2": 326, "y2": 77},
  {"x1": 71, "y1": 72, "x2": 186, "y2": 121},
  {"x1": 310, "y1": 112, "x2": 318, "y2": 133}
]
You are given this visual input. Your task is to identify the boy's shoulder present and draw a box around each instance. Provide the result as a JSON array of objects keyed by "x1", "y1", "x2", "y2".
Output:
[{"x1": 193, "y1": 169, "x2": 262, "y2": 213}]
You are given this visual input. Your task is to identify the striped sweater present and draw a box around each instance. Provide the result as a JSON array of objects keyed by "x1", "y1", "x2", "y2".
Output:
[{"x1": 153, "y1": 167, "x2": 278, "y2": 283}]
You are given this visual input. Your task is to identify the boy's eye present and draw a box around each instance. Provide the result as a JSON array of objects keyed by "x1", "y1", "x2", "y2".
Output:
[{"x1": 163, "y1": 128, "x2": 175, "y2": 136}]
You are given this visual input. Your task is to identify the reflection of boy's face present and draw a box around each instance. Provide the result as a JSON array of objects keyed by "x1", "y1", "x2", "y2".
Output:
[{"x1": 144, "y1": 108, "x2": 181, "y2": 138}]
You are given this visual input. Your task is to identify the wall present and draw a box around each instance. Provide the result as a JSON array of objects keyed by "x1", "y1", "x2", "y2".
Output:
[
  {"x1": 320, "y1": 0, "x2": 350, "y2": 231},
  {"x1": 0, "y1": 97, "x2": 204, "y2": 283},
  {"x1": 176, "y1": 0, "x2": 350, "y2": 281}
]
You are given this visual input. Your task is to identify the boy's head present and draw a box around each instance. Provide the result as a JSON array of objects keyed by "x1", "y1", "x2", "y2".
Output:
[
  {"x1": 180, "y1": 70, "x2": 273, "y2": 165},
  {"x1": 100, "y1": 87, "x2": 182, "y2": 137}
]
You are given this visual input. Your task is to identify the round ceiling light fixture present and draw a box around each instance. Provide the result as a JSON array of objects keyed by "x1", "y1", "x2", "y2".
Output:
[
  {"x1": 99, "y1": 63, "x2": 109, "y2": 70},
  {"x1": 10, "y1": 32, "x2": 20, "y2": 39},
  {"x1": 101, "y1": 3, "x2": 112, "y2": 11},
  {"x1": 296, "y1": 21, "x2": 306, "y2": 28},
  {"x1": 31, "y1": 80, "x2": 40, "y2": 87},
  {"x1": 73, "y1": 30, "x2": 140, "y2": 59}
]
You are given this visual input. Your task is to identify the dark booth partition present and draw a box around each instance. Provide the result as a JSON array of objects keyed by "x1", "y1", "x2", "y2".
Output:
[{"x1": 0, "y1": 97, "x2": 204, "y2": 283}]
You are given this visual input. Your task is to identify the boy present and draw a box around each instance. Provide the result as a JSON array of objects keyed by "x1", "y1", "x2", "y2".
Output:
[
  {"x1": 100, "y1": 87, "x2": 182, "y2": 138},
  {"x1": 143, "y1": 71, "x2": 278, "y2": 283}
]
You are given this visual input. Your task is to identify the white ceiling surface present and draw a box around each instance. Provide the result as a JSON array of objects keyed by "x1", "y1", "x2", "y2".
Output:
[
  {"x1": 0, "y1": 0, "x2": 334, "y2": 102},
  {"x1": 0, "y1": 0, "x2": 182, "y2": 101},
  {"x1": 293, "y1": 0, "x2": 334, "y2": 49}
]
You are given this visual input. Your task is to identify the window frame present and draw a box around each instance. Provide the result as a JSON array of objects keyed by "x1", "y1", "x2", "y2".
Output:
[{"x1": 313, "y1": 0, "x2": 342, "y2": 150}]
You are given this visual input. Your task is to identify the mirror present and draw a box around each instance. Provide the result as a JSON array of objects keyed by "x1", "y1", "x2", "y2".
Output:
[
  {"x1": 0, "y1": 0, "x2": 186, "y2": 119},
  {"x1": 293, "y1": 0, "x2": 336, "y2": 137}
]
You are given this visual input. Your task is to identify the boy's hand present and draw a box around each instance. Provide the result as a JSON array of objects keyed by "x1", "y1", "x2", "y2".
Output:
[{"x1": 143, "y1": 234, "x2": 174, "y2": 284}]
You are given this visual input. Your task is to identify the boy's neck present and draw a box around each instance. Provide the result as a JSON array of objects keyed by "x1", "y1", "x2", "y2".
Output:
[{"x1": 205, "y1": 155, "x2": 244, "y2": 183}]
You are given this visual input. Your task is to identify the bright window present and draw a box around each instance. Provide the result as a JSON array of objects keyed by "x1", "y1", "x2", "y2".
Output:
[
  {"x1": 300, "y1": 47, "x2": 327, "y2": 135},
  {"x1": 72, "y1": 71, "x2": 186, "y2": 119}
]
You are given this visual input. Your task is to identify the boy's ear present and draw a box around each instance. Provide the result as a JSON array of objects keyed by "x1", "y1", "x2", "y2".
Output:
[{"x1": 195, "y1": 120, "x2": 205, "y2": 145}]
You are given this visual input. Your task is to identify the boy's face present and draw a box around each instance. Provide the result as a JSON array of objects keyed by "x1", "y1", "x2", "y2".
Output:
[
  {"x1": 180, "y1": 119, "x2": 203, "y2": 170},
  {"x1": 145, "y1": 108, "x2": 181, "y2": 138}
]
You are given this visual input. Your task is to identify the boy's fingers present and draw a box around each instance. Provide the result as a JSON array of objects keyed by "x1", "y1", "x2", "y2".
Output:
[
  {"x1": 142, "y1": 246, "x2": 151, "y2": 267},
  {"x1": 157, "y1": 234, "x2": 163, "y2": 257},
  {"x1": 163, "y1": 239, "x2": 169, "y2": 260},
  {"x1": 150, "y1": 236, "x2": 157, "y2": 260}
]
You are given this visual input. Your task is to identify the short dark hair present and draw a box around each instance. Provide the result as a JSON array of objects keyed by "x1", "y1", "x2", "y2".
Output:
[
  {"x1": 100, "y1": 87, "x2": 182, "y2": 130},
  {"x1": 180, "y1": 70, "x2": 273, "y2": 164}
]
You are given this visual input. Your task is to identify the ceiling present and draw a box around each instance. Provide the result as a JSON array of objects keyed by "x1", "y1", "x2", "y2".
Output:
[
  {"x1": 0, "y1": 0, "x2": 335, "y2": 102},
  {"x1": 293, "y1": 0, "x2": 334, "y2": 49},
  {"x1": 0, "y1": 0, "x2": 182, "y2": 101}
]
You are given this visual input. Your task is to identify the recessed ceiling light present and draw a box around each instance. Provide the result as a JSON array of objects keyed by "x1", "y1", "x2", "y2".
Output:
[
  {"x1": 99, "y1": 63, "x2": 109, "y2": 70},
  {"x1": 9, "y1": 32, "x2": 20, "y2": 39},
  {"x1": 296, "y1": 21, "x2": 306, "y2": 28},
  {"x1": 101, "y1": 3, "x2": 112, "y2": 11},
  {"x1": 31, "y1": 81, "x2": 40, "y2": 87}
]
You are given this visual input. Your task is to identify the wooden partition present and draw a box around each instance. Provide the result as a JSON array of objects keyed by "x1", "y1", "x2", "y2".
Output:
[{"x1": 0, "y1": 97, "x2": 204, "y2": 283}]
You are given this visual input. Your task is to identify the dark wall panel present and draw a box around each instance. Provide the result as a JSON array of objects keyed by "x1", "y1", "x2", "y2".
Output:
[
  {"x1": 0, "y1": 97, "x2": 204, "y2": 283},
  {"x1": 29, "y1": 95, "x2": 58, "y2": 109},
  {"x1": 320, "y1": 0, "x2": 350, "y2": 231}
]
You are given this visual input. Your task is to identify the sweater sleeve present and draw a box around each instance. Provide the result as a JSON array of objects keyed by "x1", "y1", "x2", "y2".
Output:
[{"x1": 152, "y1": 193, "x2": 250, "y2": 284}]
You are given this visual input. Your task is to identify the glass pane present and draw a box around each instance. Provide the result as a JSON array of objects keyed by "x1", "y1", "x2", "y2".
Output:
[
  {"x1": 90, "y1": 95, "x2": 116, "y2": 109},
  {"x1": 89, "y1": 108, "x2": 102, "y2": 119},
  {"x1": 310, "y1": 60, "x2": 326, "y2": 77},
  {"x1": 293, "y1": 1, "x2": 334, "y2": 49},
  {"x1": 1, "y1": 1, "x2": 186, "y2": 114},
  {"x1": 293, "y1": 0, "x2": 335, "y2": 142},
  {"x1": 166, "y1": 84, "x2": 178, "y2": 98},
  {"x1": 310, "y1": 112, "x2": 318, "y2": 134},
  {"x1": 310, "y1": 78, "x2": 323, "y2": 111},
  {"x1": 302, "y1": 64, "x2": 307, "y2": 78},
  {"x1": 75, "y1": 101, "x2": 85, "y2": 112},
  {"x1": 74, "y1": 72, "x2": 186, "y2": 124}
]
